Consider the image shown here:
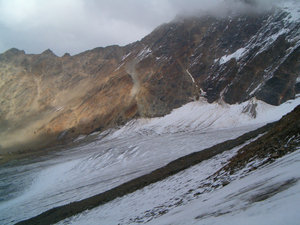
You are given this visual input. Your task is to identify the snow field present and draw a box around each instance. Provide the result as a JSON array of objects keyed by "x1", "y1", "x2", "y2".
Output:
[
  {"x1": 58, "y1": 141, "x2": 300, "y2": 225},
  {"x1": 0, "y1": 97, "x2": 299, "y2": 224}
]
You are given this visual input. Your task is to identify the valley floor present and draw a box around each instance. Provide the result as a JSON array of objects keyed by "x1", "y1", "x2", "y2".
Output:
[
  {"x1": 59, "y1": 144, "x2": 300, "y2": 225},
  {"x1": 0, "y1": 98, "x2": 299, "y2": 225}
]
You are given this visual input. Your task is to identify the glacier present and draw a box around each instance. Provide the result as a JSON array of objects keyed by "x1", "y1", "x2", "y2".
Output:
[
  {"x1": 0, "y1": 97, "x2": 299, "y2": 224},
  {"x1": 58, "y1": 142, "x2": 300, "y2": 225}
]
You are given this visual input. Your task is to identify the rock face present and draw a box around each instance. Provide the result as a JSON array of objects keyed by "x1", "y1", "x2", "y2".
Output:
[{"x1": 0, "y1": 2, "x2": 299, "y2": 153}]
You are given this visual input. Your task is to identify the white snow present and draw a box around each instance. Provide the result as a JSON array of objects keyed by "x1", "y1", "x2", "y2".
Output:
[
  {"x1": 1, "y1": 3, "x2": 300, "y2": 224},
  {"x1": 55, "y1": 106, "x2": 64, "y2": 112},
  {"x1": 269, "y1": 28, "x2": 288, "y2": 42},
  {"x1": 0, "y1": 110, "x2": 264, "y2": 224},
  {"x1": 155, "y1": 55, "x2": 170, "y2": 62},
  {"x1": 249, "y1": 83, "x2": 262, "y2": 95},
  {"x1": 279, "y1": 0, "x2": 300, "y2": 23},
  {"x1": 73, "y1": 135, "x2": 86, "y2": 142},
  {"x1": 56, "y1": 141, "x2": 250, "y2": 225},
  {"x1": 121, "y1": 52, "x2": 131, "y2": 61},
  {"x1": 58, "y1": 140, "x2": 300, "y2": 225},
  {"x1": 186, "y1": 69, "x2": 195, "y2": 83},
  {"x1": 254, "y1": 28, "x2": 288, "y2": 57},
  {"x1": 137, "y1": 47, "x2": 152, "y2": 61},
  {"x1": 0, "y1": 97, "x2": 299, "y2": 224},
  {"x1": 219, "y1": 48, "x2": 246, "y2": 65},
  {"x1": 114, "y1": 62, "x2": 125, "y2": 72},
  {"x1": 114, "y1": 52, "x2": 131, "y2": 71},
  {"x1": 108, "y1": 97, "x2": 300, "y2": 138},
  {"x1": 146, "y1": 150, "x2": 300, "y2": 225}
]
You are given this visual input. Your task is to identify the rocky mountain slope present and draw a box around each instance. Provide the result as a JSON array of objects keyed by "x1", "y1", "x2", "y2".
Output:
[{"x1": 0, "y1": 1, "x2": 299, "y2": 153}]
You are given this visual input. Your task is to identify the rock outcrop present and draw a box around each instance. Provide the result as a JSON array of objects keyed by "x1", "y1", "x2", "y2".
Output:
[{"x1": 0, "y1": 2, "x2": 299, "y2": 153}]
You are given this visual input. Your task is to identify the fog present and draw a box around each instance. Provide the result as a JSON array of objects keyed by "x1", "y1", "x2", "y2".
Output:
[{"x1": 0, "y1": 0, "x2": 281, "y2": 56}]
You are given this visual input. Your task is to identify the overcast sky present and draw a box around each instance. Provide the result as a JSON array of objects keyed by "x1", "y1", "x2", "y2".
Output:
[{"x1": 0, "y1": 0, "x2": 277, "y2": 56}]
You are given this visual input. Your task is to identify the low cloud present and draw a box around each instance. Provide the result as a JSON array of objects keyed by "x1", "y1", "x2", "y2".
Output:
[{"x1": 0, "y1": 0, "x2": 281, "y2": 56}]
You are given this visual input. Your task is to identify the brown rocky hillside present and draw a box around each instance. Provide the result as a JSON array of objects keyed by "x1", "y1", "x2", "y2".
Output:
[{"x1": 0, "y1": 3, "x2": 299, "y2": 153}]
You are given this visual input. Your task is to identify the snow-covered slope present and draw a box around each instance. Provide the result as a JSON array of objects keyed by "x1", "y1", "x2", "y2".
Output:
[
  {"x1": 0, "y1": 122, "x2": 257, "y2": 224},
  {"x1": 1, "y1": 97, "x2": 298, "y2": 225},
  {"x1": 279, "y1": 0, "x2": 300, "y2": 23},
  {"x1": 58, "y1": 139, "x2": 300, "y2": 225},
  {"x1": 109, "y1": 97, "x2": 300, "y2": 138}
]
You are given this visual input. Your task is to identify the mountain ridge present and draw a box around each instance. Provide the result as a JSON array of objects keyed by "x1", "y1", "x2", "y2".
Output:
[{"x1": 0, "y1": 1, "x2": 299, "y2": 154}]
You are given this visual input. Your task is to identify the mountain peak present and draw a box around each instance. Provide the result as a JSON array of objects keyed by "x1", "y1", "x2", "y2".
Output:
[
  {"x1": 41, "y1": 49, "x2": 56, "y2": 56},
  {"x1": 3, "y1": 48, "x2": 25, "y2": 55},
  {"x1": 62, "y1": 52, "x2": 71, "y2": 57}
]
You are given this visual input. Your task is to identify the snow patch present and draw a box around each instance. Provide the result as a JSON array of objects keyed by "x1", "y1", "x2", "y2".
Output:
[
  {"x1": 279, "y1": 0, "x2": 300, "y2": 23},
  {"x1": 55, "y1": 106, "x2": 64, "y2": 112},
  {"x1": 137, "y1": 47, "x2": 152, "y2": 61},
  {"x1": 121, "y1": 52, "x2": 131, "y2": 61},
  {"x1": 219, "y1": 48, "x2": 246, "y2": 65},
  {"x1": 73, "y1": 135, "x2": 86, "y2": 143},
  {"x1": 269, "y1": 28, "x2": 288, "y2": 42},
  {"x1": 254, "y1": 27, "x2": 289, "y2": 57},
  {"x1": 114, "y1": 62, "x2": 125, "y2": 72},
  {"x1": 109, "y1": 97, "x2": 300, "y2": 138},
  {"x1": 249, "y1": 83, "x2": 262, "y2": 95}
]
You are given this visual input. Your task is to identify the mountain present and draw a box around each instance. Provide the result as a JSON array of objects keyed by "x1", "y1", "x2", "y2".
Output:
[{"x1": 0, "y1": 1, "x2": 299, "y2": 154}]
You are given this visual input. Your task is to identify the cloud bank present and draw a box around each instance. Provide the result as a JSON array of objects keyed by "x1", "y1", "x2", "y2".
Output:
[{"x1": 0, "y1": 0, "x2": 280, "y2": 56}]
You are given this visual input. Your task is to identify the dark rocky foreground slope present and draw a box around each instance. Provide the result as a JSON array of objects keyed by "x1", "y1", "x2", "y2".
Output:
[
  {"x1": 15, "y1": 104, "x2": 300, "y2": 225},
  {"x1": 1, "y1": 2, "x2": 299, "y2": 153}
]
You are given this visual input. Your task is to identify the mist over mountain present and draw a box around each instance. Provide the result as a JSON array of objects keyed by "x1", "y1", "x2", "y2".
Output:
[{"x1": 0, "y1": 0, "x2": 288, "y2": 56}]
